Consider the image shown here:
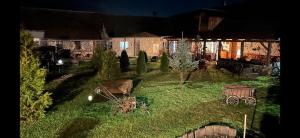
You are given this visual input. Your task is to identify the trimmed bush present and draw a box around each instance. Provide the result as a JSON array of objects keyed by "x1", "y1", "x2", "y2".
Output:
[
  {"x1": 91, "y1": 44, "x2": 104, "y2": 70},
  {"x1": 120, "y1": 50, "x2": 130, "y2": 72},
  {"x1": 160, "y1": 52, "x2": 169, "y2": 72},
  {"x1": 136, "y1": 51, "x2": 147, "y2": 74},
  {"x1": 100, "y1": 50, "x2": 120, "y2": 80}
]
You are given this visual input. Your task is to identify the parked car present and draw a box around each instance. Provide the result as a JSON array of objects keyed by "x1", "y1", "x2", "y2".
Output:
[
  {"x1": 33, "y1": 46, "x2": 57, "y2": 69},
  {"x1": 57, "y1": 49, "x2": 78, "y2": 66}
]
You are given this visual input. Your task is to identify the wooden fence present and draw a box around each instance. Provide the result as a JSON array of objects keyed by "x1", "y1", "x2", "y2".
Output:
[{"x1": 178, "y1": 125, "x2": 237, "y2": 138}]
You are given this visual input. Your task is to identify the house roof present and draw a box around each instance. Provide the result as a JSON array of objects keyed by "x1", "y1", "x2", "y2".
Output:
[
  {"x1": 21, "y1": 7, "x2": 103, "y2": 39},
  {"x1": 20, "y1": 7, "x2": 171, "y2": 39},
  {"x1": 21, "y1": 0, "x2": 279, "y2": 40},
  {"x1": 169, "y1": 0, "x2": 280, "y2": 40}
]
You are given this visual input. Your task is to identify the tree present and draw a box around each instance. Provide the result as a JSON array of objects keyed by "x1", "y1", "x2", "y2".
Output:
[
  {"x1": 120, "y1": 50, "x2": 130, "y2": 72},
  {"x1": 143, "y1": 51, "x2": 148, "y2": 63},
  {"x1": 100, "y1": 50, "x2": 120, "y2": 80},
  {"x1": 168, "y1": 40, "x2": 199, "y2": 91},
  {"x1": 20, "y1": 29, "x2": 52, "y2": 123},
  {"x1": 160, "y1": 52, "x2": 169, "y2": 73},
  {"x1": 136, "y1": 51, "x2": 147, "y2": 74},
  {"x1": 91, "y1": 44, "x2": 104, "y2": 71}
]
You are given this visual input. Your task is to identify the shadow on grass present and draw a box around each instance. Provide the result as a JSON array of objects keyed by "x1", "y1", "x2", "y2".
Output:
[
  {"x1": 59, "y1": 117, "x2": 99, "y2": 138},
  {"x1": 48, "y1": 70, "x2": 97, "y2": 110},
  {"x1": 259, "y1": 113, "x2": 280, "y2": 138},
  {"x1": 266, "y1": 84, "x2": 280, "y2": 104},
  {"x1": 136, "y1": 96, "x2": 152, "y2": 106}
]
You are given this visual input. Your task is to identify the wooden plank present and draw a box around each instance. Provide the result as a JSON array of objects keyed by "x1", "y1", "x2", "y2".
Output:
[
  {"x1": 205, "y1": 126, "x2": 214, "y2": 136},
  {"x1": 259, "y1": 42, "x2": 268, "y2": 50},
  {"x1": 214, "y1": 125, "x2": 224, "y2": 135},
  {"x1": 228, "y1": 128, "x2": 237, "y2": 137},
  {"x1": 219, "y1": 126, "x2": 230, "y2": 135},
  {"x1": 195, "y1": 128, "x2": 205, "y2": 138},
  {"x1": 187, "y1": 131, "x2": 195, "y2": 138},
  {"x1": 182, "y1": 133, "x2": 188, "y2": 138}
]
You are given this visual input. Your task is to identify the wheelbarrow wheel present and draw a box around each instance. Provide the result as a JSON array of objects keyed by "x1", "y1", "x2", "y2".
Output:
[
  {"x1": 226, "y1": 96, "x2": 239, "y2": 105},
  {"x1": 246, "y1": 97, "x2": 256, "y2": 105}
]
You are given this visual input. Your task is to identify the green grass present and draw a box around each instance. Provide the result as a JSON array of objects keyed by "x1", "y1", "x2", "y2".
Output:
[{"x1": 21, "y1": 61, "x2": 280, "y2": 138}]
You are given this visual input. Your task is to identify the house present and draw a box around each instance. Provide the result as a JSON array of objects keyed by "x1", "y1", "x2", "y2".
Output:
[
  {"x1": 21, "y1": 7, "x2": 109, "y2": 60},
  {"x1": 21, "y1": 7, "x2": 169, "y2": 59},
  {"x1": 162, "y1": 0, "x2": 280, "y2": 66},
  {"x1": 111, "y1": 32, "x2": 168, "y2": 57}
]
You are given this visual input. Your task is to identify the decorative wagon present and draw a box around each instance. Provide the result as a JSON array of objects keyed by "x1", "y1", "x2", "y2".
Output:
[{"x1": 224, "y1": 85, "x2": 256, "y2": 105}]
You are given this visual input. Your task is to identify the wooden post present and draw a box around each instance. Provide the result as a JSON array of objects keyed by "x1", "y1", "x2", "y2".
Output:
[
  {"x1": 240, "y1": 41, "x2": 244, "y2": 59},
  {"x1": 202, "y1": 39, "x2": 206, "y2": 59},
  {"x1": 243, "y1": 114, "x2": 247, "y2": 138},
  {"x1": 266, "y1": 42, "x2": 272, "y2": 67},
  {"x1": 167, "y1": 40, "x2": 170, "y2": 56},
  {"x1": 218, "y1": 41, "x2": 222, "y2": 60},
  {"x1": 181, "y1": 31, "x2": 183, "y2": 40}
]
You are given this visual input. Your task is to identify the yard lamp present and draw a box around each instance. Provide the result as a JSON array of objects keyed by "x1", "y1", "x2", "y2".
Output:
[
  {"x1": 88, "y1": 95, "x2": 93, "y2": 101},
  {"x1": 58, "y1": 59, "x2": 63, "y2": 65}
]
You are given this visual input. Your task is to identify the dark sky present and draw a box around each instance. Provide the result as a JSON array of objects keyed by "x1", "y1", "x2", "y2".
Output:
[{"x1": 21, "y1": 0, "x2": 246, "y2": 16}]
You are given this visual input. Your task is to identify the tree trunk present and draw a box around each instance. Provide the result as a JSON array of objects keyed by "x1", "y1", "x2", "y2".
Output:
[{"x1": 180, "y1": 72, "x2": 184, "y2": 92}]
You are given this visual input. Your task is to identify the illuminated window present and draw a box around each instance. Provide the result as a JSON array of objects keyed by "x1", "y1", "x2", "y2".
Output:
[{"x1": 120, "y1": 41, "x2": 128, "y2": 50}]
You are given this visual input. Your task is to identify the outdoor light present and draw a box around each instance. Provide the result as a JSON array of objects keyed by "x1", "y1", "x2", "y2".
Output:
[
  {"x1": 88, "y1": 95, "x2": 93, "y2": 101},
  {"x1": 58, "y1": 59, "x2": 63, "y2": 65}
]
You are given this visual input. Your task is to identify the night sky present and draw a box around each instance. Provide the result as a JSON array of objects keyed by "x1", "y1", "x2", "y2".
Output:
[{"x1": 21, "y1": 0, "x2": 246, "y2": 16}]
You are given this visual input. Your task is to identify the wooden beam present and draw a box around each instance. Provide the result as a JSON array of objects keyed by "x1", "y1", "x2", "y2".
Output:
[
  {"x1": 202, "y1": 40, "x2": 206, "y2": 59},
  {"x1": 266, "y1": 42, "x2": 272, "y2": 67},
  {"x1": 259, "y1": 42, "x2": 268, "y2": 50},
  {"x1": 218, "y1": 41, "x2": 222, "y2": 60},
  {"x1": 240, "y1": 41, "x2": 244, "y2": 59}
]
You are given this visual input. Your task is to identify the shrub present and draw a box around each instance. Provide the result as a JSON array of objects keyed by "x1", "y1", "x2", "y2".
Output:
[
  {"x1": 91, "y1": 44, "x2": 104, "y2": 70},
  {"x1": 160, "y1": 52, "x2": 169, "y2": 72},
  {"x1": 100, "y1": 50, "x2": 120, "y2": 80},
  {"x1": 120, "y1": 50, "x2": 130, "y2": 72},
  {"x1": 136, "y1": 51, "x2": 147, "y2": 74},
  {"x1": 20, "y1": 29, "x2": 52, "y2": 123}
]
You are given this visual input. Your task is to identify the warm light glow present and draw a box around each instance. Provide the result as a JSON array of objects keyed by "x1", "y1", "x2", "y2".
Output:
[
  {"x1": 226, "y1": 39, "x2": 232, "y2": 40},
  {"x1": 88, "y1": 95, "x2": 93, "y2": 101},
  {"x1": 217, "y1": 39, "x2": 221, "y2": 41},
  {"x1": 238, "y1": 39, "x2": 245, "y2": 41},
  {"x1": 207, "y1": 39, "x2": 212, "y2": 41}
]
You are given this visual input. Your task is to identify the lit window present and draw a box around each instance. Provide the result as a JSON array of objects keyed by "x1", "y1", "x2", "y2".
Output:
[{"x1": 120, "y1": 41, "x2": 128, "y2": 50}]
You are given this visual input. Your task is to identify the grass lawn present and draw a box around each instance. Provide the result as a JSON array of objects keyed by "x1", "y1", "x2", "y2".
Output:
[{"x1": 21, "y1": 60, "x2": 280, "y2": 138}]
